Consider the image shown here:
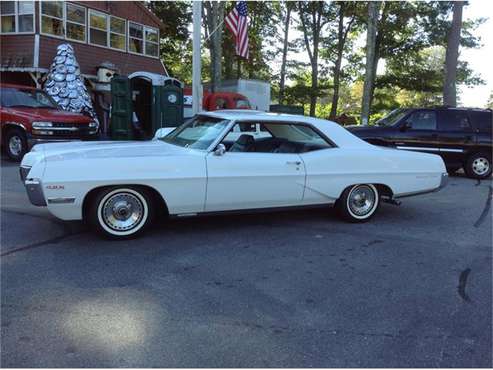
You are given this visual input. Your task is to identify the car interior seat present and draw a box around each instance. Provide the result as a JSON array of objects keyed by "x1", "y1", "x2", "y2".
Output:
[{"x1": 229, "y1": 134, "x2": 255, "y2": 152}]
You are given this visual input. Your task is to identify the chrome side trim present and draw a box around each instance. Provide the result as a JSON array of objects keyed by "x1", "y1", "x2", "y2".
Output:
[
  {"x1": 24, "y1": 179, "x2": 47, "y2": 206},
  {"x1": 396, "y1": 146, "x2": 440, "y2": 152},
  {"x1": 396, "y1": 146, "x2": 464, "y2": 153},
  {"x1": 47, "y1": 197, "x2": 76, "y2": 204}
]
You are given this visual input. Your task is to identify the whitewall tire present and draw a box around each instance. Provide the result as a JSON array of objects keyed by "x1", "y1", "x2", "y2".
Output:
[
  {"x1": 89, "y1": 187, "x2": 153, "y2": 239},
  {"x1": 337, "y1": 184, "x2": 380, "y2": 222}
]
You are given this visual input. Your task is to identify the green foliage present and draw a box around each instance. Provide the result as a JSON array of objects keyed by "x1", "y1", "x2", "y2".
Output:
[
  {"x1": 487, "y1": 92, "x2": 493, "y2": 109},
  {"x1": 147, "y1": 1, "x2": 192, "y2": 82}
]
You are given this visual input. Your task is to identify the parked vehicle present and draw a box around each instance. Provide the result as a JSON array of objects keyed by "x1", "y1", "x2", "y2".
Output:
[
  {"x1": 214, "y1": 79, "x2": 271, "y2": 111},
  {"x1": 348, "y1": 107, "x2": 492, "y2": 179},
  {"x1": 20, "y1": 110, "x2": 447, "y2": 239},
  {"x1": 1, "y1": 84, "x2": 99, "y2": 161},
  {"x1": 183, "y1": 89, "x2": 251, "y2": 119}
]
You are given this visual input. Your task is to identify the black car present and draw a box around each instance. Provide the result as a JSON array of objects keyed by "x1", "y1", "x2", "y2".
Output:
[{"x1": 348, "y1": 107, "x2": 492, "y2": 179}]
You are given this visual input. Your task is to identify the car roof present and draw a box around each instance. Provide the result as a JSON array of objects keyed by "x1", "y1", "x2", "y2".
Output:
[{"x1": 199, "y1": 110, "x2": 372, "y2": 149}]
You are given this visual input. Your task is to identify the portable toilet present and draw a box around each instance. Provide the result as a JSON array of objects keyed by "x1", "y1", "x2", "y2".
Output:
[{"x1": 110, "y1": 72, "x2": 184, "y2": 140}]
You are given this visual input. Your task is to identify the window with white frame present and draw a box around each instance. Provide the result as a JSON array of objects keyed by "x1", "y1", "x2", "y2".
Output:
[
  {"x1": 110, "y1": 16, "x2": 125, "y2": 51},
  {"x1": 65, "y1": 2, "x2": 85, "y2": 42},
  {"x1": 129, "y1": 21, "x2": 159, "y2": 57},
  {"x1": 144, "y1": 26, "x2": 159, "y2": 57},
  {"x1": 128, "y1": 21, "x2": 143, "y2": 54},
  {"x1": 41, "y1": 1, "x2": 63, "y2": 37},
  {"x1": 89, "y1": 9, "x2": 107, "y2": 47},
  {"x1": 0, "y1": 1, "x2": 34, "y2": 34}
]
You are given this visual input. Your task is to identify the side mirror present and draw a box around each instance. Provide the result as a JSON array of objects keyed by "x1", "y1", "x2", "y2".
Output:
[{"x1": 214, "y1": 143, "x2": 226, "y2": 156}]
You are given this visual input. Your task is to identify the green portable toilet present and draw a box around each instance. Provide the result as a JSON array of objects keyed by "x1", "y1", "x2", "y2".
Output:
[{"x1": 110, "y1": 72, "x2": 184, "y2": 140}]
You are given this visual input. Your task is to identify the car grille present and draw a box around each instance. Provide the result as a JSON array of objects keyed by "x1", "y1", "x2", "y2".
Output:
[{"x1": 35, "y1": 122, "x2": 97, "y2": 138}]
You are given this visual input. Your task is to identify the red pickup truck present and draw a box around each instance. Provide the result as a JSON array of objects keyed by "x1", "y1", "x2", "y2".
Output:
[{"x1": 0, "y1": 84, "x2": 99, "y2": 161}]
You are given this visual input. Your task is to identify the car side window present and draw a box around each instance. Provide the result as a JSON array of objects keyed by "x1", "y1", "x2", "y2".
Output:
[
  {"x1": 468, "y1": 111, "x2": 491, "y2": 133},
  {"x1": 222, "y1": 121, "x2": 332, "y2": 154},
  {"x1": 405, "y1": 111, "x2": 437, "y2": 130},
  {"x1": 439, "y1": 110, "x2": 472, "y2": 131}
]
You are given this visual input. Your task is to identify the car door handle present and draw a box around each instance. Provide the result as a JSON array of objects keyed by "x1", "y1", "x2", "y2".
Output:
[{"x1": 286, "y1": 161, "x2": 301, "y2": 165}]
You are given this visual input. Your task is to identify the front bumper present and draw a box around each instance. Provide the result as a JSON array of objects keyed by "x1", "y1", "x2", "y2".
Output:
[{"x1": 24, "y1": 179, "x2": 47, "y2": 206}]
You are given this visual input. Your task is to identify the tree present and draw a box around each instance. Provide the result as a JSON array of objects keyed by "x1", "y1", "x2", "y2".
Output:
[
  {"x1": 487, "y1": 92, "x2": 493, "y2": 109},
  {"x1": 278, "y1": 1, "x2": 293, "y2": 104},
  {"x1": 203, "y1": 1, "x2": 225, "y2": 91},
  {"x1": 361, "y1": 1, "x2": 380, "y2": 125},
  {"x1": 443, "y1": 1, "x2": 465, "y2": 106},
  {"x1": 327, "y1": 1, "x2": 361, "y2": 118},
  {"x1": 297, "y1": 1, "x2": 330, "y2": 116},
  {"x1": 147, "y1": 1, "x2": 192, "y2": 81}
]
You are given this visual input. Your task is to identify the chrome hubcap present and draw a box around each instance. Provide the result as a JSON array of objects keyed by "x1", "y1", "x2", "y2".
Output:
[
  {"x1": 472, "y1": 157, "x2": 490, "y2": 176},
  {"x1": 348, "y1": 185, "x2": 376, "y2": 217},
  {"x1": 9, "y1": 136, "x2": 22, "y2": 156},
  {"x1": 102, "y1": 193, "x2": 144, "y2": 231}
]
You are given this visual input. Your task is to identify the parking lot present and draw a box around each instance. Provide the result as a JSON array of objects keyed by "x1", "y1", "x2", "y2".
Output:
[{"x1": 1, "y1": 158, "x2": 492, "y2": 367}]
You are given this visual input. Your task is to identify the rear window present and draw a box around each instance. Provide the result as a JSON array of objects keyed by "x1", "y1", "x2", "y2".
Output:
[{"x1": 468, "y1": 111, "x2": 492, "y2": 133}]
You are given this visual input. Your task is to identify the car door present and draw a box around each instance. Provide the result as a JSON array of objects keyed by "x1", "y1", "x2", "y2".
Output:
[
  {"x1": 205, "y1": 122, "x2": 306, "y2": 212},
  {"x1": 392, "y1": 109, "x2": 440, "y2": 153},
  {"x1": 436, "y1": 109, "x2": 474, "y2": 167}
]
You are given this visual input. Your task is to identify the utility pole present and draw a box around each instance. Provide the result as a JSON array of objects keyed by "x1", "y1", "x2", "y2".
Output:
[{"x1": 192, "y1": 1, "x2": 203, "y2": 115}]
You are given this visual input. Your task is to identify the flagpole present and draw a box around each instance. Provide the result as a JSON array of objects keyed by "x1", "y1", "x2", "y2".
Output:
[{"x1": 192, "y1": 1, "x2": 202, "y2": 115}]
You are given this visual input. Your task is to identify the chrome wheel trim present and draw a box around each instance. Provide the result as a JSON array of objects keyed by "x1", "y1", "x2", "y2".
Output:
[
  {"x1": 346, "y1": 184, "x2": 379, "y2": 219},
  {"x1": 8, "y1": 135, "x2": 23, "y2": 156},
  {"x1": 472, "y1": 157, "x2": 490, "y2": 176},
  {"x1": 97, "y1": 189, "x2": 148, "y2": 236}
]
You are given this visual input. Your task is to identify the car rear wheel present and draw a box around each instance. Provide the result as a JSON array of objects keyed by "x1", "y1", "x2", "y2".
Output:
[
  {"x1": 465, "y1": 152, "x2": 492, "y2": 179},
  {"x1": 88, "y1": 187, "x2": 154, "y2": 239},
  {"x1": 4, "y1": 128, "x2": 27, "y2": 161},
  {"x1": 337, "y1": 184, "x2": 380, "y2": 222}
]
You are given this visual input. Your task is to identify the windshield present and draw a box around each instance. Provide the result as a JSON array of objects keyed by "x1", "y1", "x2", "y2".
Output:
[
  {"x1": 0, "y1": 87, "x2": 58, "y2": 109},
  {"x1": 375, "y1": 108, "x2": 410, "y2": 127},
  {"x1": 235, "y1": 99, "x2": 250, "y2": 109},
  {"x1": 161, "y1": 115, "x2": 230, "y2": 149}
]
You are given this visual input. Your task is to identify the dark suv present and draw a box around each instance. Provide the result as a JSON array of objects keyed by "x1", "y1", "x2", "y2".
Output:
[{"x1": 348, "y1": 107, "x2": 492, "y2": 179}]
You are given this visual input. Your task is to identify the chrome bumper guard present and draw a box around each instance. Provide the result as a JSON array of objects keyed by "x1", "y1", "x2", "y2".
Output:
[{"x1": 24, "y1": 179, "x2": 47, "y2": 206}]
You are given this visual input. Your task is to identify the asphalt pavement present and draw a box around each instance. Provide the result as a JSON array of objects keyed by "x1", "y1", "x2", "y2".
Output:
[{"x1": 1, "y1": 158, "x2": 492, "y2": 367}]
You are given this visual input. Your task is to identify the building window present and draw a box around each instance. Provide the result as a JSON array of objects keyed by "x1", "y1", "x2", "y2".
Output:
[
  {"x1": 145, "y1": 26, "x2": 159, "y2": 57},
  {"x1": 0, "y1": 1, "x2": 34, "y2": 34},
  {"x1": 65, "y1": 3, "x2": 85, "y2": 42},
  {"x1": 110, "y1": 16, "x2": 125, "y2": 51},
  {"x1": 129, "y1": 21, "x2": 159, "y2": 57},
  {"x1": 41, "y1": 1, "x2": 63, "y2": 37},
  {"x1": 89, "y1": 9, "x2": 107, "y2": 47},
  {"x1": 128, "y1": 21, "x2": 143, "y2": 54}
]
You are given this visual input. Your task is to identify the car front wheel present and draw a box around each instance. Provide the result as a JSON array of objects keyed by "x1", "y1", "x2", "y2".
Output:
[
  {"x1": 465, "y1": 152, "x2": 492, "y2": 179},
  {"x1": 337, "y1": 184, "x2": 380, "y2": 222},
  {"x1": 4, "y1": 128, "x2": 27, "y2": 161},
  {"x1": 88, "y1": 187, "x2": 154, "y2": 239}
]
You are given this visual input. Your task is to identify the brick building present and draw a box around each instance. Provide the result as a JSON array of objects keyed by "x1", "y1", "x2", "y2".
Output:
[{"x1": 0, "y1": 1, "x2": 167, "y2": 87}]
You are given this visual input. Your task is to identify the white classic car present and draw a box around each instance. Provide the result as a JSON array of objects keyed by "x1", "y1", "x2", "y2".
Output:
[{"x1": 20, "y1": 111, "x2": 448, "y2": 239}]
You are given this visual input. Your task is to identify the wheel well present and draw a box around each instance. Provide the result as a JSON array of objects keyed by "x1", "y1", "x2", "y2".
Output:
[
  {"x1": 338, "y1": 183, "x2": 394, "y2": 199},
  {"x1": 2, "y1": 124, "x2": 27, "y2": 143},
  {"x1": 82, "y1": 184, "x2": 169, "y2": 219}
]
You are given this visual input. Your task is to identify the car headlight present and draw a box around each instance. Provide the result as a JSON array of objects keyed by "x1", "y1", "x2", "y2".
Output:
[
  {"x1": 32, "y1": 121, "x2": 53, "y2": 128},
  {"x1": 88, "y1": 121, "x2": 99, "y2": 128}
]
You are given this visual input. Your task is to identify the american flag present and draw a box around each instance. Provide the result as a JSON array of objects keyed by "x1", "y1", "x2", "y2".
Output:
[{"x1": 225, "y1": 1, "x2": 249, "y2": 59}]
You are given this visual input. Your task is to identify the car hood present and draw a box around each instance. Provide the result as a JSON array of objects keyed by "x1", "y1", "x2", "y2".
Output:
[
  {"x1": 26, "y1": 140, "x2": 194, "y2": 164},
  {"x1": 3, "y1": 107, "x2": 92, "y2": 123}
]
